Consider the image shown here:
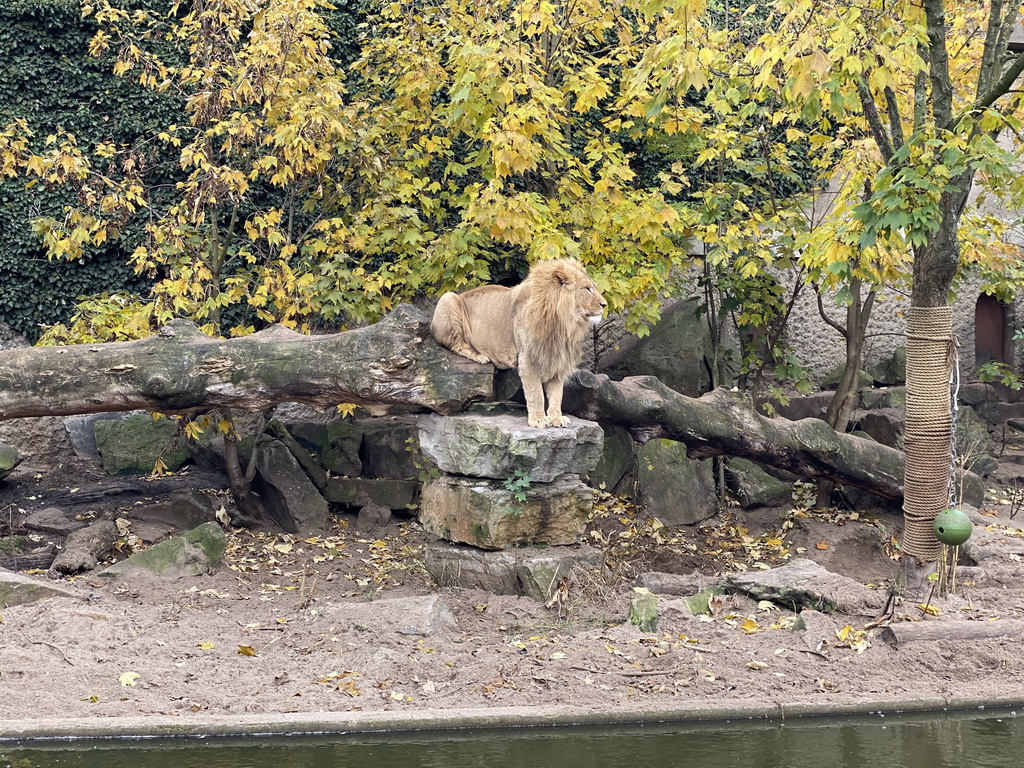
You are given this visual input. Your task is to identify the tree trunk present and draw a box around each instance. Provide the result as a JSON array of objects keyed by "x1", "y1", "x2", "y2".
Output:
[
  {"x1": 816, "y1": 279, "x2": 876, "y2": 508},
  {"x1": 902, "y1": 176, "x2": 972, "y2": 569}
]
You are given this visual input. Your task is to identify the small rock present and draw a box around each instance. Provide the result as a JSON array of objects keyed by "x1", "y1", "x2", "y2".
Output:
[
  {"x1": 355, "y1": 499, "x2": 392, "y2": 532},
  {"x1": 629, "y1": 589, "x2": 658, "y2": 632},
  {"x1": 796, "y1": 609, "x2": 838, "y2": 653},
  {"x1": 126, "y1": 489, "x2": 218, "y2": 531},
  {"x1": 23, "y1": 507, "x2": 87, "y2": 537},
  {"x1": 49, "y1": 520, "x2": 119, "y2": 576},
  {"x1": 99, "y1": 522, "x2": 227, "y2": 580},
  {"x1": 0, "y1": 570, "x2": 86, "y2": 608},
  {"x1": 374, "y1": 595, "x2": 456, "y2": 637}
]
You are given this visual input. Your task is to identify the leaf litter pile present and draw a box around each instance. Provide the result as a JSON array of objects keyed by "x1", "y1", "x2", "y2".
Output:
[{"x1": 3, "y1": 479, "x2": 1024, "y2": 723}]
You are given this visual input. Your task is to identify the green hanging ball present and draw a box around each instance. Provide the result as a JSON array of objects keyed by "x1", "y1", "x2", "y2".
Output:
[{"x1": 933, "y1": 507, "x2": 973, "y2": 546}]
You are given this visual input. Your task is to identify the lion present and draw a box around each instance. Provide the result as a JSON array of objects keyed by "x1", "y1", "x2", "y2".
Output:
[{"x1": 430, "y1": 258, "x2": 607, "y2": 428}]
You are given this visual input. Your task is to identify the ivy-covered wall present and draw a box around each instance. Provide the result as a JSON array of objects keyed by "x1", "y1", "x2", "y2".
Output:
[
  {"x1": 0, "y1": 0, "x2": 180, "y2": 340},
  {"x1": 0, "y1": 0, "x2": 364, "y2": 342}
]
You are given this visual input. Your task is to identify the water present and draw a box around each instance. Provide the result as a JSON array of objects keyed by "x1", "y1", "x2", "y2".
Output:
[{"x1": 2, "y1": 709, "x2": 1021, "y2": 768}]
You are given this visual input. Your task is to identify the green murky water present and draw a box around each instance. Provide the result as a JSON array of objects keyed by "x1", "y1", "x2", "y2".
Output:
[{"x1": 2, "y1": 709, "x2": 1021, "y2": 768}]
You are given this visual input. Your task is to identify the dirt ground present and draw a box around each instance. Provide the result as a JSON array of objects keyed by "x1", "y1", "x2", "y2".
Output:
[{"x1": 2, "y1": 449, "x2": 1024, "y2": 732}]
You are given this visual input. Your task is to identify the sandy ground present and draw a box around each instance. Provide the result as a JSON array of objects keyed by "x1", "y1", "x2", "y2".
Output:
[{"x1": 3, "y1": 458, "x2": 1024, "y2": 736}]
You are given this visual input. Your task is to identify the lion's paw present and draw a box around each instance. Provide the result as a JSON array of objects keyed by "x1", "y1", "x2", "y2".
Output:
[
  {"x1": 547, "y1": 415, "x2": 570, "y2": 427},
  {"x1": 527, "y1": 415, "x2": 550, "y2": 428}
]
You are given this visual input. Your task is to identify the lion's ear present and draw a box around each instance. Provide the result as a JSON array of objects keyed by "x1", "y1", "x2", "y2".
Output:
[{"x1": 551, "y1": 265, "x2": 571, "y2": 286}]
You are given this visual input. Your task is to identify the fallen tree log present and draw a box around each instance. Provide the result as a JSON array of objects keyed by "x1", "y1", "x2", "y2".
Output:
[
  {"x1": 562, "y1": 371, "x2": 906, "y2": 500},
  {"x1": 0, "y1": 305, "x2": 492, "y2": 420},
  {"x1": 0, "y1": 305, "x2": 907, "y2": 499},
  {"x1": 879, "y1": 619, "x2": 1024, "y2": 648}
]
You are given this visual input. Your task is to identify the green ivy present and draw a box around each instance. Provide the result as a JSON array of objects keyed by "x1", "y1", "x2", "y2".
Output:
[{"x1": 0, "y1": 0, "x2": 364, "y2": 341}]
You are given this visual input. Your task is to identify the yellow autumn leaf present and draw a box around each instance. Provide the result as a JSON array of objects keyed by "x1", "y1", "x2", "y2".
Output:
[
  {"x1": 237, "y1": 645, "x2": 257, "y2": 657},
  {"x1": 741, "y1": 617, "x2": 762, "y2": 634},
  {"x1": 816, "y1": 540, "x2": 830, "y2": 550},
  {"x1": 119, "y1": 671, "x2": 140, "y2": 687},
  {"x1": 197, "y1": 641, "x2": 215, "y2": 650}
]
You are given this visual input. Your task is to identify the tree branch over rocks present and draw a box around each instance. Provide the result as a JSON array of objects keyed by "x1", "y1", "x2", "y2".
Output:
[{"x1": 562, "y1": 371, "x2": 905, "y2": 501}]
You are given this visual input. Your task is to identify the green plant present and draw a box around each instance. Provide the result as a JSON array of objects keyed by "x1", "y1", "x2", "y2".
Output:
[
  {"x1": 502, "y1": 469, "x2": 533, "y2": 517},
  {"x1": 977, "y1": 361, "x2": 1023, "y2": 391}
]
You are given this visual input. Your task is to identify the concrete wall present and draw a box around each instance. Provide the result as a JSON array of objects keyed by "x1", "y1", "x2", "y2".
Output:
[{"x1": 782, "y1": 274, "x2": 1023, "y2": 386}]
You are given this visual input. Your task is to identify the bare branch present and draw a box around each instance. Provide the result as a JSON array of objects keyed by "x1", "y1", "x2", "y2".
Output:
[{"x1": 856, "y1": 77, "x2": 894, "y2": 163}]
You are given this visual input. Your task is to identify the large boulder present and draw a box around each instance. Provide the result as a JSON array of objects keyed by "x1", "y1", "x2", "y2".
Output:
[
  {"x1": 357, "y1": 415, "x2": 430, "y2": 481},
  {"x1": 286, "y1": 420, "x2": 364, "y2": 477},
  {"x1": 598, "y1": 297, "x2": 731, "y2": 397},
  {"x1": 321, "y1": 422, "x2": 364, "y2": 477},
  {"x1": 418, "y1": 413, "x2": 603, "y2": 483},
  {"x1": 954, "y1": 405, "x2": 996, "y2": 476},
  {"x1": 64, "y1": 413, "x2": 131, "y2": 461},
  {"x1": 635, "y1": 439, "x2": 717, "y2": 525},
  {"x1": 589, "y1": 424, "x2": 636, "y2": 492},
  {"x1": 253, "y1": 439, "x2": 329, "y2": 534},
  {"x1": 854, "y1": 408, "x2": 904, "y2": 449},
  {"x1": 725, "y1": 458, "x2": 792, "y2": 508},
  {"x1": 0, "y1": 441, "x2": 22, "y2": 481},
  {"x1": 859, "y1": 386, "x2": 906, "y2": 410},
  {"x1": 94, "y1": 413, "x2": 189, "y2": 475},
  {"x1": 419, "y1": 474, "x2": 593, "y2": 549},
  {"x1": 821, "y1": 365, "x2": 873, "y2": 391},
  {"x1": 871, "y1": 347, "x2": 907, "y2": 386}
]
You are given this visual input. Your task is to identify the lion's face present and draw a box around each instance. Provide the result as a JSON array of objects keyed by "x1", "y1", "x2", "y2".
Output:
[{"x1": 572, "y1": 275, "x2": 607, "y2": 326}]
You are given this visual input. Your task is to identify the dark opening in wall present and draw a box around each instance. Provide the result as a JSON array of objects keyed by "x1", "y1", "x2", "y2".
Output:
[{"x1": 975, "y1": 294, "x2": 1008, "y2": 366}]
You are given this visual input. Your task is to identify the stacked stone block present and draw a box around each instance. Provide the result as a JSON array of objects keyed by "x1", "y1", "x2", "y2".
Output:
[{"x1": 417, "y1": 412, "x2": 604, "y2": 550}]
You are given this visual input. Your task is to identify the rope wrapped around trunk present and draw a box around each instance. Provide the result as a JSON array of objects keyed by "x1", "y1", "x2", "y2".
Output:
[{"x1": 902, "y1": 306, "x2": 954, "y2": 562}]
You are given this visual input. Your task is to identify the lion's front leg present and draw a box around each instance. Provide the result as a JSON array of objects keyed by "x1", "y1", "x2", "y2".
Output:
[
  {"x1": 521, "y1": 371, "x2": 549, "y2": 428},
  {"x1": 543, "y1": 377, "x2": 570, "y2": 427}
]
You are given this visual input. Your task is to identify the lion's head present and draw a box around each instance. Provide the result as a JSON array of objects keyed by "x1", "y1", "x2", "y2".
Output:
[{"x1": 516, "y1": 258, "x2": 607, "y2": 380}]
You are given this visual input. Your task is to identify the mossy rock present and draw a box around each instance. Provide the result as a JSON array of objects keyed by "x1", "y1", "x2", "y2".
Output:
[{"x1": 94, "y1": 413, "x2": 189, "y2": 475}]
